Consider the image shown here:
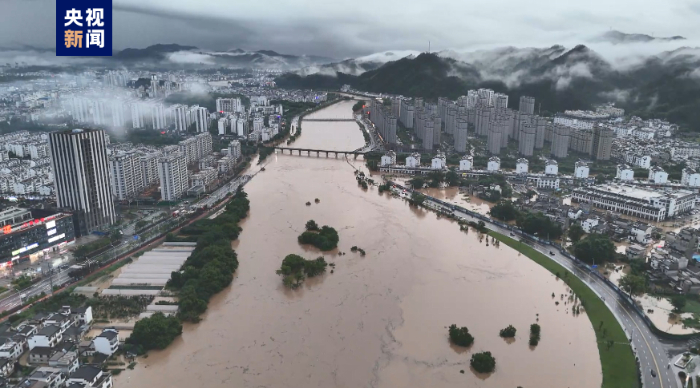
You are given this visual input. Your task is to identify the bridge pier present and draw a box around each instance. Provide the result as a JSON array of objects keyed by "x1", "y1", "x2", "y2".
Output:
[
  {"x1": 325, "y1": 152, "x2": 329, "y2": 157},
  {"x1": 354, "y1": 154, "x2": 358, "y2": 160}
]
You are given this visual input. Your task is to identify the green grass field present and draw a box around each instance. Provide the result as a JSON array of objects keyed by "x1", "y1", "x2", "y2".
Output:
[{"x1": 490, "y1": 232, "x2": 640, "y2": 388}]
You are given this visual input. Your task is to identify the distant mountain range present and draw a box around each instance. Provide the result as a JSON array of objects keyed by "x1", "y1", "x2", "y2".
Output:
[
  {"x1": 112, "y1": 44, "x2": 334, "y2": 70},
  {"x1": 276, "y1": 43, "x2": 700, "y2": 131},
  {"x1": 595, "y1": 30, "x2": 686, "y2": 44}
]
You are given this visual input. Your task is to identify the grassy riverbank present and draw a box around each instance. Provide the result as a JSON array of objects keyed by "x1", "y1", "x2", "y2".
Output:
[{"x1": 490, "y1": 232, "x2": 639, "y2": 388}]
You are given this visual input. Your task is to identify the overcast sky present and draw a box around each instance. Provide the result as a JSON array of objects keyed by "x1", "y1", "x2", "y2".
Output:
[{"x1": 1, "y1": 0, "x2": 698, "y2": 58}]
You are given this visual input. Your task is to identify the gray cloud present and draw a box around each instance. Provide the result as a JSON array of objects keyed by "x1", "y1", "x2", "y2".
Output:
[{"x1": 0, "y1": 0, "x2": 698, "y2": 59}]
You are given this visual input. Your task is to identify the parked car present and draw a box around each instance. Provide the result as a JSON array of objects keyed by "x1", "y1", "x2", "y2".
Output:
[
  {"x1": 549, "y1": 251, "x2": 555, "y2": 256},
  {"x1": 650, "y1": 370, "x2": 656, "y2": 378}
]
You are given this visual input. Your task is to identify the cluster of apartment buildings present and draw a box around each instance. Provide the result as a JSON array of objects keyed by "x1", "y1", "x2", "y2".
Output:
[
  {"x1": 366, "y1": 91, "x2": 617, "y2": 163},
  {"x1": 0, "y1": 131, "x2": 56, "y2": 198},
  {"x1": 216, "y1": 96, "x2": 284, "y2": 142}
]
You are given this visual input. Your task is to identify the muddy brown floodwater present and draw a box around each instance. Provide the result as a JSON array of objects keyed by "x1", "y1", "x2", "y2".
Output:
[{"x1": 119, "y1": 100, "x2": 602, "y2": 388}]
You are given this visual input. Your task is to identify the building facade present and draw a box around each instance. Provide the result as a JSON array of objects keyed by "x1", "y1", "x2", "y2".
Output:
[{"x1": 49, "y1": 129, "x2": 115, "y2": 234}]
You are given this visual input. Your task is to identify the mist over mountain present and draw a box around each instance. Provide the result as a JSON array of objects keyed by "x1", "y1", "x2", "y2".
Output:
[
  {"x1": 595, "y1": 30, "x2": 686, "y2": 44},
  {"x1": 276, "y1": 43, "x2": 700, "y2": 131},
  {"x1": 109, "y1": 44, "x2": 335, "y2": 69}
]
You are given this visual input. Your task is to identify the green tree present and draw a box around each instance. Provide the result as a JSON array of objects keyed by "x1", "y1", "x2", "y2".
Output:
[
  {"x1": 470, "y1": 351, "x2": 496, "y2": 373},
  {"x1": 529, "y1": 323, "x2": 541, "y2": 346},
  {"x1": 489, "y1": 201, "x2": 520, "y2": 221},
  {"x1": 409, "y1": 192, "x2": 426, "y2": 206},
  {"x1": 515, "y1": 211, "x2": 562, "y2": 239},
  {"x1": 110, "y1": 230, "x2": 122, "y2": 243},
  {"x1": 408, "y1": 177, "x2": 425, "y2": 189},
  {"x1": 277, "y1": 254, "x2": 327, "y2": 288},
  {"x1": 619, "y1": 274, "x2": 647, "y2": 296},
  {"x1": 127, "y1": 313, "x2": 182, "y2": 351},
  {"x1": 352, "y1": 100, "x2": 366, "y2": 112},
  {"x1": 298, "y1": 225, "x2": 339, "y2": 251},
  {"x1": 568, "y1": 224, "x2": 585, "y2": 243},
  {"x1": 448, "y1": 324, "x2": 474, "y2": 347},
  {"x1": 305, "y1": 220, "x2": 319, "y2": 231},
  {"x1": 445, "y1": 170, "x2": 461, "y2": 186},
  {"x1": 671, "y1": 295, "x2": 687, "y2": 313},
  {"x1": 499, "y1": 325, "x2": 517, "y2": 338},
  {"x1": 427, "y1": 171, "x2": 445, "y2": 188},
  {"x1": 11, "y1": 275, "x2": 32, "y2": 291},
  {"x1": 572, "y1": 234, "x2": 616, "y2": 265}
]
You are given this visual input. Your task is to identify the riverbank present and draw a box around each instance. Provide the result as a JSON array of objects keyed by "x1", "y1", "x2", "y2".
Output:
[
  {"x1": 117, "y1": 100, "x2": 602, "y2": 388},
  {"x1": 490, "y1": 232, "x2": 639, "y2": 388}
]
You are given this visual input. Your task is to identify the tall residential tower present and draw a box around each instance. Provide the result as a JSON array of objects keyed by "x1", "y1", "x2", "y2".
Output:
[{"x1": 49, "y1": 129, "x2": 115, "y2": 235}]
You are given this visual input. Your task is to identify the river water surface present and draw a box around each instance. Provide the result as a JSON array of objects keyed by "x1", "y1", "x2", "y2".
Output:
[{"x1": 120, "y1": 100, "x2": 602, "y2": 388}]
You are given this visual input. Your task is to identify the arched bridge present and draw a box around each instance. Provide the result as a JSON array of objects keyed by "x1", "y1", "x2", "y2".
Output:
[{"x1": 274, "y1": 147, "x2": 366, "y2": 159}]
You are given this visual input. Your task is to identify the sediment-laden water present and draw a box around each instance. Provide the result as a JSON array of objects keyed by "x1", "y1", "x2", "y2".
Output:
[{"x1": 119, "y1": 100, "x2": 601, "y2": 388}]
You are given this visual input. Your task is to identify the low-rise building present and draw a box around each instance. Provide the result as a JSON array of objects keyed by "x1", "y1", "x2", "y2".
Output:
[
  {"x1": 92, "y1": 329, "x2": 119, "y2": 356},
  {"x1": 574, "y1": 161, "x2": 589, "y2": 179},
  {"x1": 28, "y1": 366, "x2": 65, "y2": 388},
  {"x1": 71, "y1": 306, "x2": 93, "y2": 326},
  {"x1": 0, "y1": 357, "x2": 14, "y2": 377},
  {"x1": 630, "y1": 222, "x2": 653, "y2": 244},
  {"x1": 572, "y1": 184, "x2": 696, "y2": 222},
  {"x1": 582, "y1": 217, "x2": 599, "y2": 233},
  {"x1": 28, "y1": 326, "x2": 62, "y2": 350},
  {"x1": 516, "y1": 158, "x2": 528, "y2": 174},
  {"x1": 536, "y1": 176, "x2": 560, "y2": 190},
  {"x1": 67, "y1": 365, "x2": 113, "y2": 388},
  {"x1": 29, "y1": 347, "x2": 56, "y2": 365},
  {"x1": 405, "y1": 153, "x2": 420, "y2": 168},
  {"x1": 625, "y1": 244, "x2": 646, "y2": 259},
  {"x1": 682, "y1": 167, "x2": 700, "y2": 187},
  {"x1": 0, "y1": 340, "x2": 23, "y2": 359},
  {"x1": 380, "y1": 151, "x2": 396, "y2": 167},
  {"x1": 487, "y1": 156, "x2": 500, "y2": 172},
  {"x1": 430, "y1": 153, "x2": 446, "y2": 170},
  {"x1": 616, "y1": 164, "x2": 634, "y2": 181},
  {"x1": 648, "y1": 166, "x2": 668, "y2": 184},
  {"x1": 545, "y1": 160, "x2": 558, "y2": 175},
  {"x1": 459, "y1": 155, "x2": 473, "y2": 171},
  {"x1": 49, "y1": 350, "x2": 79, "y2": 375}
]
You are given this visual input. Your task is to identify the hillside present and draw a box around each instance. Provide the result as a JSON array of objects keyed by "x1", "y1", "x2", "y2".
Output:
[{"x1": 275, "y1": 46, "x2": 700, "y2": 130}]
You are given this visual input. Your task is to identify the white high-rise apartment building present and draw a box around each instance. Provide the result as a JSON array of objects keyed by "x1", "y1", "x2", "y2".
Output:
[
  {"x1": 253, "y1": 117, "x2": 264, "y2": 132},
  {"x1": 218, "y1": 118, "x2": 228, "y2": 135},
  {"x1": 216, "y1": 98, "x2": 242, "y2": 113},
  {"x1": 151, "y1": 104, "x2": 167, "y2": 130},
  {"x1": 130, "y1": 103, "x2": 144, "y2": 128},
  {"x1": 157, "y1": 152, "x2": 189, "y2": 201},
  {"x1": 110, "y1": 101, "x2": 126, "y2": 127},
  {"x1": 140, "y1": 152, "x2": 160, "y2": 186},
  {"x1": 49, "y1": 129, "x2": 115, "y2": 234},
  {"x1": 236, "y1": 118, "x2": 246, "y2": 137},
  {"x1": 194, "y1": 107, "x2": 209, "y2": 133},
  {"x1": 173, "y1": 105, "x2": 187, "y2": 132},
  {"x1": 228, "y1": 140, "x2": 241, "y2": 161},
  {"x1": 109, "y1": 151, "x2": 144, "y2": 200}
]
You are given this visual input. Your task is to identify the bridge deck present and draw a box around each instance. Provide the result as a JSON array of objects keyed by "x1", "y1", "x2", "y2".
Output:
[
  {"x1": 302, "y1": 118, "x2": 355, "y2": 122},
  {"x1": 274, "y1": 147, "x2": 366, "y2": 156}
]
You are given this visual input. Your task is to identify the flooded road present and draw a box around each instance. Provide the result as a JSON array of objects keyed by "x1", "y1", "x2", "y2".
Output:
[{"x1": 120, "y1": 100, "x2": 601, "y2": 388}]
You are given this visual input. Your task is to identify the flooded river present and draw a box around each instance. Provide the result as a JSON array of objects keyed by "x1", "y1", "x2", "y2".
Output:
[{"x1": 120, "y1": 100, "x2": 601, "y2": 388}]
